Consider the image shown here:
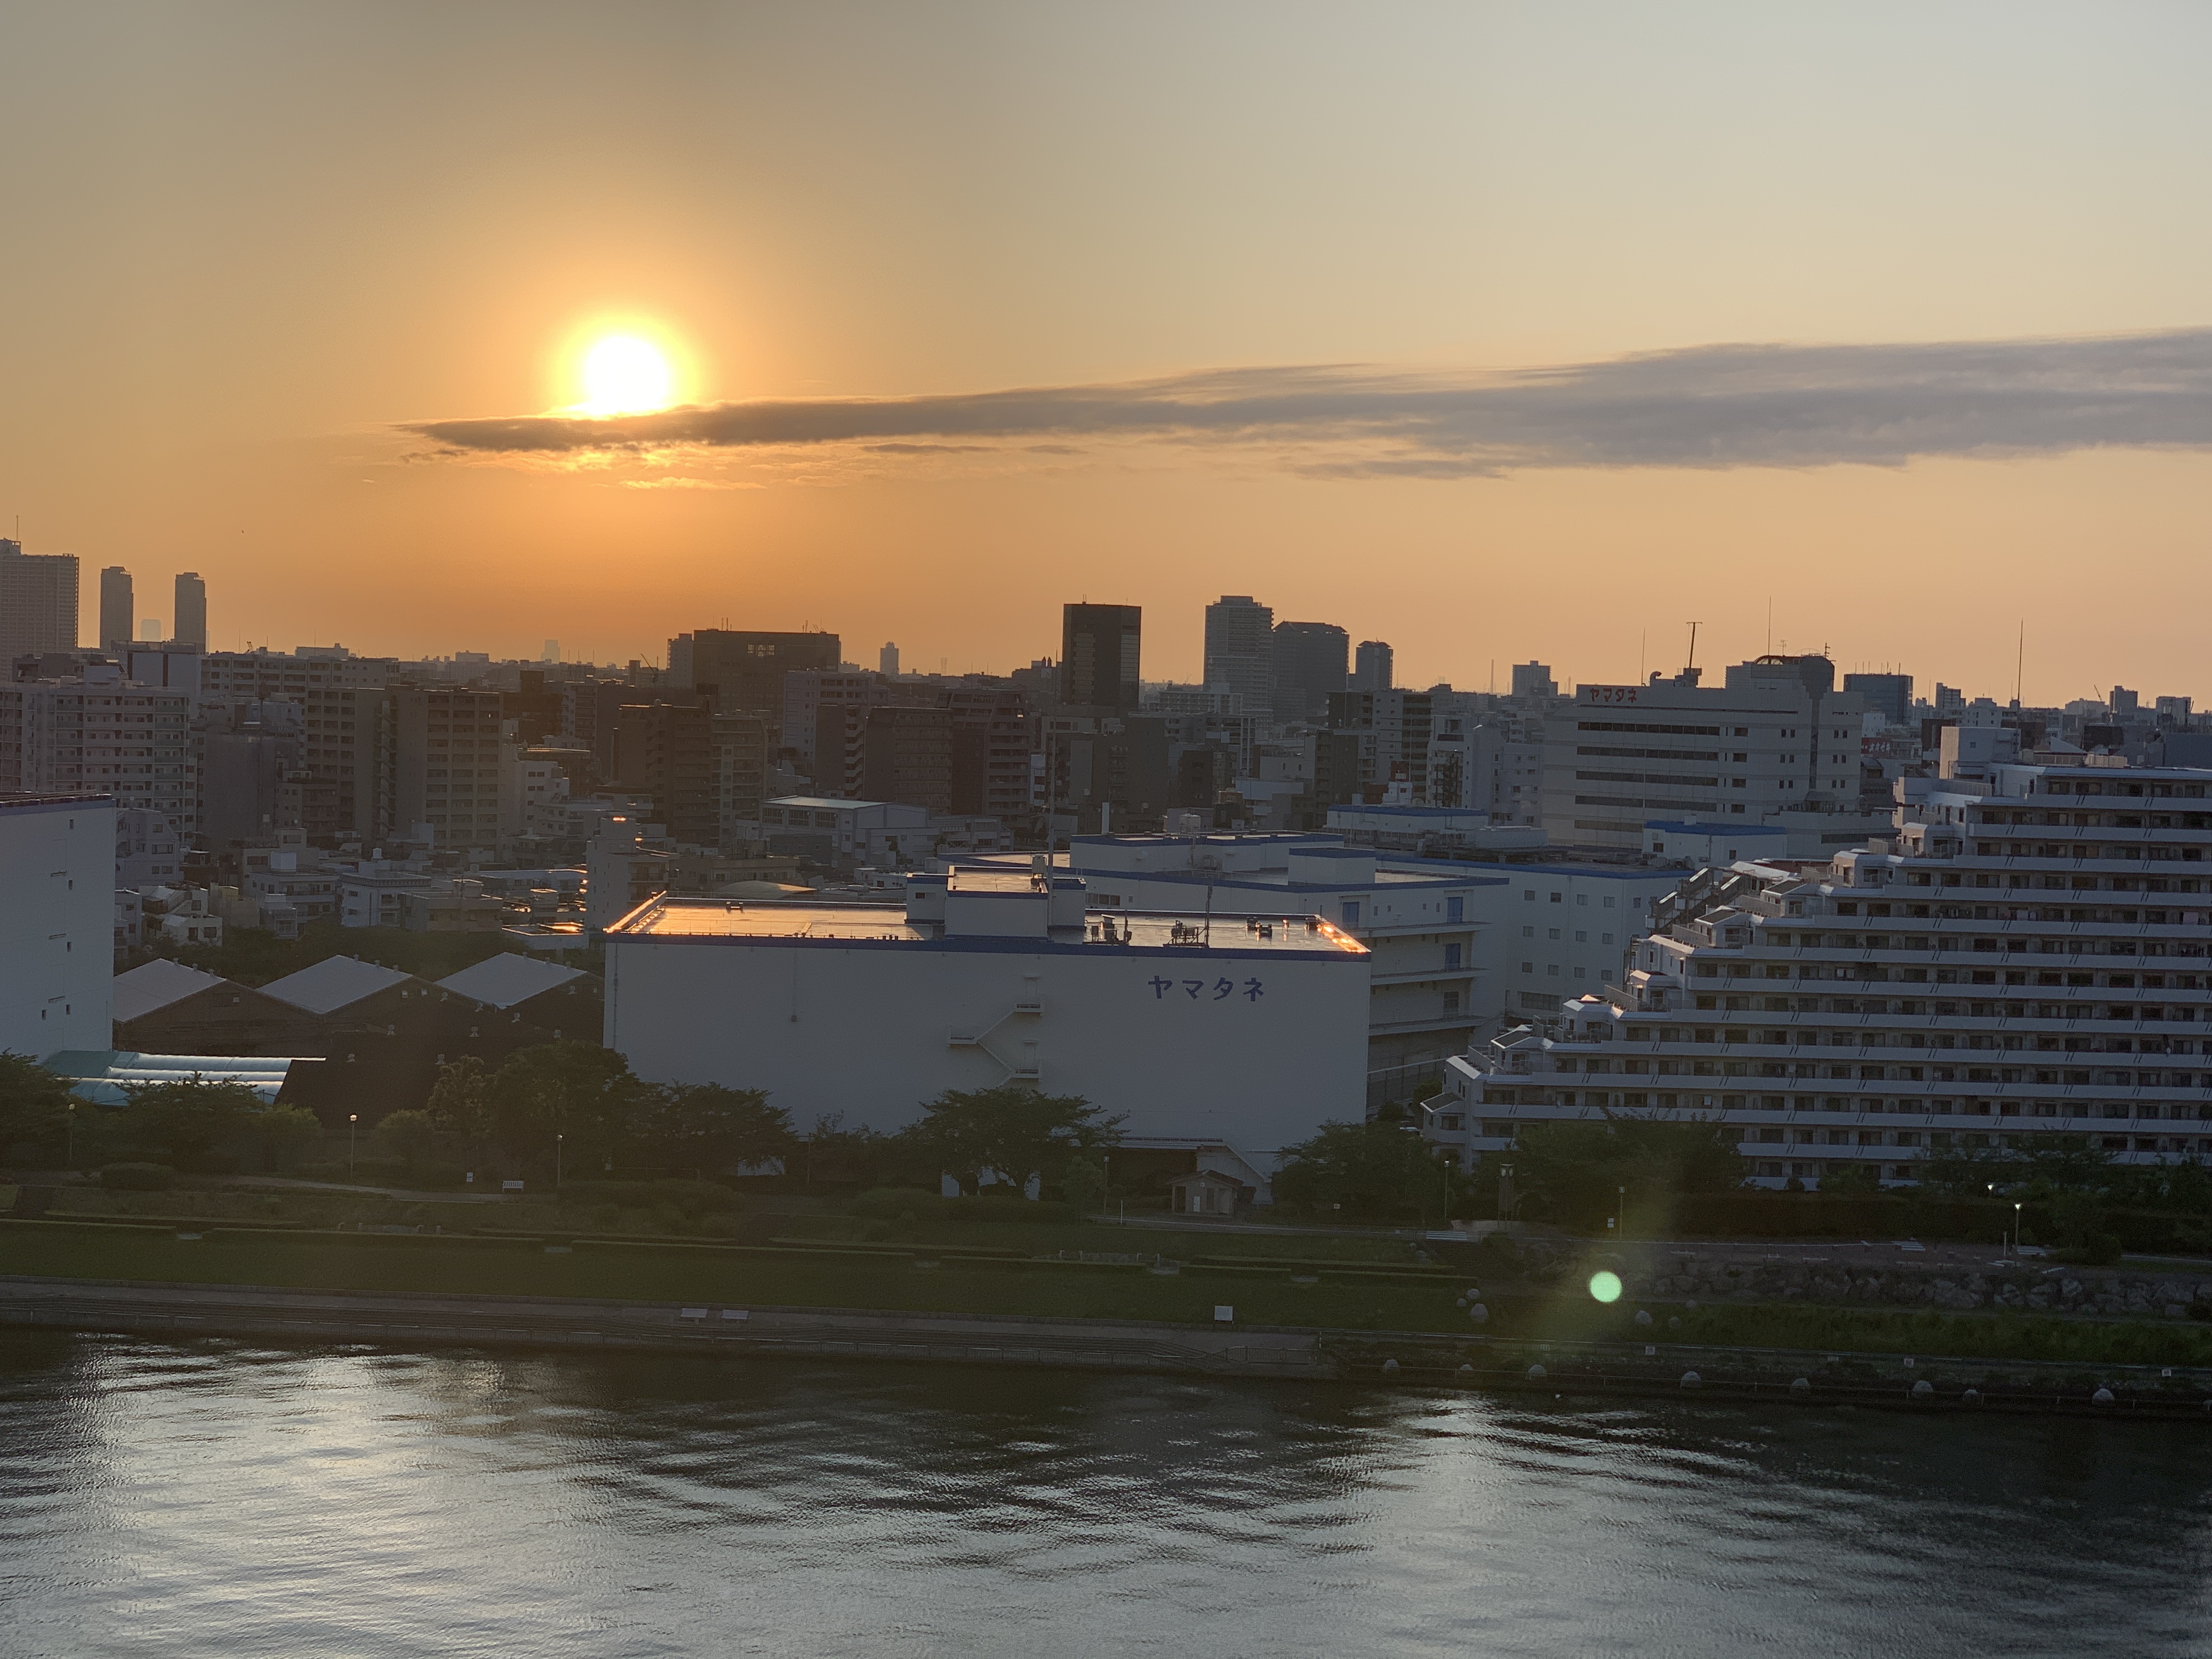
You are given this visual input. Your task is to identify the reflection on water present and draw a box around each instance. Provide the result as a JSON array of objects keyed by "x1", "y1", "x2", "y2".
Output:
[{"x1": 2, "y1": 1331, "x2": 2209, "y2": 1657}]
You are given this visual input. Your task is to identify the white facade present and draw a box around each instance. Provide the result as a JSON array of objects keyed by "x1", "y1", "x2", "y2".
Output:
[
  {"x1": 1430, "y1": 762, "x2": 2212, "y2": 1187},
  {"x1": 604, "y1": 870, "x2": 1373, "y2": 1158},
  {"x1": 0, "y1": 793, "x2": 115, "y2": 1059},
  {"x1": 1545, "y1": 661, "x2": 1884, "y2": 851},
  {"x1": 1027, "y1": 832, "x2": 1493, "y2": 1075}
]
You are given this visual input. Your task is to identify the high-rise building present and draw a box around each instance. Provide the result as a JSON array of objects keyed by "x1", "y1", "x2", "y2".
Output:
[
  {"x1": 862, "y1": 704, "x2": 955, "y2": 814},
  {"x1": 0, "y1": 665, "x2": 197, "y2": 830},
  {"x1": 174, "y1": 572, "x2": 208, "y2": 650},
  {"x1": 1328, "y1": 689, "x2": 1433, "y2": 800},
  {"x1": 614, "y1": 700, "x2": 717, "y2": 845},
  {"x1": 668, "y1": 629, "x2": 841, "y2": 718},
  {"x1": 1203, "y1": 595, "x2": 1274, "y2": 724},
  {"x1": 99, "y1": 566, "x2": 134, "y2": 651},
  {"x1": 1271, "y1": 621, "x2": 1349, "y2": 724},
  {"x1": 0, "y1": 540, "x2": 79, "y2": 659},
  {"x1": 0, "y1": 792, "x2": 112, "y2": 1058},
  {"x1": 710, "y1": 713, "x2": 769, "y2": 850},
  {"x1": 390, "y1": 687, "x2": 507, "y2": 848},
  {"x1": 1510, "y1": 661, "x2": 1558, "y2": 699},
  {"x1": 1352, "y1": 640, "x2": 1393, "y2": 692},
  {"x1": 1059, "y1": 603, "x2": 1142, "y2": 712},
  {"x1": 1429, "y1": 758, "x2": 2212, "y2": 1188},
  {"x1": 1843, "y1": 672, "x2": 1914, "y2": 727},
  {"x1": 879, "y1": 641, "x2": 900, "y2": 678}
]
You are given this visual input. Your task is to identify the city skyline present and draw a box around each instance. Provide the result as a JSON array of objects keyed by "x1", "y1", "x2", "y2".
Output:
[{"x1": 4, "y1": 5, "x2": 2212, "y2": 696}]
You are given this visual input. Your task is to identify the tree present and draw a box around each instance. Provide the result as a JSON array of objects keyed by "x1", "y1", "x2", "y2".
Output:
[
  {"x1": 1816, "y1": 1160, "x2": 1881, "y2": 1198},
  {"x1": 630, "y1": 1084, "x2": 795, "y2": 1176},
  {"x1": 905, "y1": 1085, "x2": 1124, "y2": 1196},
  {"x1": 1060, "y1": 1154, "x2": 1108, "y2": 1215},
  {"x1": 0, "y1": 1053, "x2": 76, "y2": 1165},
  {"x1": 1272, "y1": 1119, "x2": 1468, "y2": 1223},
  {"x1": 488, "y1": 1041, "x2": 648, "y2": 1169},
  {"x1": 426, "y1": 1056, "x2": 495, "y2": 1163},
  {"x1": 117, "y1": 1078, "x2": 261, "y2": 1171},
  {"x1": 376, "y1": 1108, "x2": 443, "y2": 1176},
  {"x1": 1509, "y1": 1115, "x2": 1745, "y2": 1231},
  {"x1": 235, "y1": 1105, "x2": 324, "y2": 1174}
]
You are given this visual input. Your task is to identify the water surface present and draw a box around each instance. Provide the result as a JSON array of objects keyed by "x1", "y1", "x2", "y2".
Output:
[{"x1": 2, "y1": 1332, "x2": 2207, "y2": 1656}]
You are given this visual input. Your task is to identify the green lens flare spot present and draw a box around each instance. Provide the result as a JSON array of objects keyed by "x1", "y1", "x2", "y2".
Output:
[{"x1": 1588, "y1": 1271, "x2": 1623, "y2": 1304}]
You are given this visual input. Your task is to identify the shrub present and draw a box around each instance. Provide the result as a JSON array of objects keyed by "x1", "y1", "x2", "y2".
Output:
[{"x1": 100, "y1": 1162, "x2": 176, "y2": 1192}]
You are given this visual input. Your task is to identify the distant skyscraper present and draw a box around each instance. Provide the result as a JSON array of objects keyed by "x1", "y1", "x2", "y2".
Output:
[
  {"x1": 99, "y1": 566, "x2": 134, "y2": 651},
  {"x1": 1509, "y1": 661, "x2": 1558, "y2": 698},
  {"x1": 1269, "y1": 620, "x2": 1348, "y2": 724},
  {"x1": 174, "y1": 571, "x2": 208, "y2": 649},
  {"x1": 1202, "y1": 595, "x2": 1273, "y2": 721},
  {"x1": 880, "y1": 641, "x2": 901, "y2": 677},
  {"x1": 140, "y1": 618, "x2": 164, "y2": 641},
  {"x1": 543, "y1": 639, "x2": 561, "y2": 662},
  {"x1": 1059, "y1": 603, "x2": 1142, "y2": 711},
  {"x1": 1352, "y1": 640, "x2": 1393, "y2": 692},
  {"x1": 1842, "y1": 672, "x2": 1912, "y2": 727},
  {"x1": 0, "y1": 539, "x2": 80, "y2": 659}
]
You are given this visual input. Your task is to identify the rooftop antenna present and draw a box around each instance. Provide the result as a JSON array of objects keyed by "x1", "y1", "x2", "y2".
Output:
[
  {"x1": 2015, "y1": 620, "x2": 2025, "y2": 706},
  {"x1": 1766, "y1": 597, "x2": 1772, "y2": 654},
  {"x1": 1684, "y1": 620, "x2": 1702, "y2": 676}
]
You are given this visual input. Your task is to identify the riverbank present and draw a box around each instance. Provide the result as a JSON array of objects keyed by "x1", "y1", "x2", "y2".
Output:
[{"x1": 8, "y1": 1273, "x2": 2212, "y2": 1419}]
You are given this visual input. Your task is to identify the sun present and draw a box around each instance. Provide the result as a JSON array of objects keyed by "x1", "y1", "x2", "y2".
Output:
[{"x1": 580, "y1": 334, "x2": 675, "y2": 416}]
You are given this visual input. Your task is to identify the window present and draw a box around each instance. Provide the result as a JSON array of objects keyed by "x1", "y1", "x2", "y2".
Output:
[
  {"x1": 1548, "y1": 928, "x2": 1561, "y2": 941},
  {"x1": 1444, "y1": 944, "x2": 1463, "y2": 969},
  {"x1": 1576, "y1": 893, "x2": 1588, "y2": 906},
  {"x1": 1575, "y1": 930, "x2": 1587, "y2": 943},
  {"x1": 1522, "y1": 924, "x2": 1534, "y2": 938},
  {"x1": 1341, "y1": 901, "x2": 1361, "y2": 927},
  {"x1": 1446, "y1": 896, "x2": 1464, "y2": 923}
]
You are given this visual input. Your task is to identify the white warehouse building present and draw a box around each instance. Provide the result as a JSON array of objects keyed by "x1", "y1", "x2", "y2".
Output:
[
  {"x1": 603, "y1": 868, "x2": 1373, "y2": 1159},
  {"x1": 0, "y1": 792, "x2": 115, "y2": 1058}
]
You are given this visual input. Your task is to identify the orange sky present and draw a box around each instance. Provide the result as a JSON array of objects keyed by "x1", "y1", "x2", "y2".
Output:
[{"x1": 4, "y1": 3, "x2": 2210, "y2": 703}]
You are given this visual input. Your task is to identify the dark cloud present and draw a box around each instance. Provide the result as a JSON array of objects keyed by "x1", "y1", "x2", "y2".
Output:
[{"x1": 400, "y1": 329, "x2": 2212, "y2": 475}]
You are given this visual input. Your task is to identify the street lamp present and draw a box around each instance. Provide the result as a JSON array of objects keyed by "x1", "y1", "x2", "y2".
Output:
[
  {"x1": 2013, "y1": 1200, "x2": 2024, "y2": 1261},
  {"x1": 349, "y1": 1114, "x2": 358, "y2": 1177},
  {"x1": 556, "y1": 1132, "x2": 564, "y2": 1192},
  {"x1": 65, "y1": 1102, "x2": 76, "y2": 1173}
]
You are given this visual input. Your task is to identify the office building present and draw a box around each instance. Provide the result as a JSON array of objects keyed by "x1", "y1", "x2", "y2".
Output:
[
  {"x1": 98, "y1": 567, "x2": 134, "y2": 652},
  {"x1": 862, "y1": 704, "x2": 955, "y2": 815},
  {"x1": 668, "y1": 629, "x2": 841, "y2": 716},
  {"x1": 0, "y1": 791, "x2": 112, "y2": 1058},
  {"x1": 1541, "y1": 656, "x2": 1884, "y2": 852},
  {"x1": 1352, "y1": 640, "x2": 1393, "y2": 692},
  {"x1": 1510, "y1": 661, "x2": 1558, "y2": 699},
  {"x1": 0, "y1": 540, "x2": 78, "y2": 659},
  {"x1": 1271, "y1": 621, "x2": 1349, "y2": 724},
  {"x1": 1059, "y1": 603, "x2": 1142, "y2": 712},
  {"x1": 710, "y1": 713, "x2": 770, "y2": 849},
  {"x1": 1429, "y1": 759, "x2": 2212, "y2": 1186},
  {"x1": 1844, "y1": 672, "x2": 1915, "y2": 727},
  {"x1": 604, "y1": 869, "x2": 1372, "y2": 1154},
  {"x1": 879, "y1": 641, "x2": 900, "y2": 677},
  {"x1": 1203, "y1": 595, "x2": 1274, "y2": 724},
  {"x1": 173, "y1": 572, "x2": 207, "y2": 650}
]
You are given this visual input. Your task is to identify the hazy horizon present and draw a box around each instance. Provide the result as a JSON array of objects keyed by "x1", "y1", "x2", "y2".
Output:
[{"x1": 5, "y1": 2, "x2": 2210, "y2": 702}]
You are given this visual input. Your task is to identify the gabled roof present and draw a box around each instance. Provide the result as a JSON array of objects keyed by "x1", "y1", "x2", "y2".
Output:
[
  {"x1": 436, "y1": 952, "x2": 591, "y2": 1009},
  {"x1": 260, "y1": 955, "x2": 414, "y2": 1015},
  {"x1": 112, "y1": 958, "x2": 228, "y2": 1023}
]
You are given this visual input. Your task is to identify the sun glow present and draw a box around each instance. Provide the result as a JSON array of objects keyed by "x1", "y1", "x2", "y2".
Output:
[{"x1": 580, "y1": 334, "x2": 675, "y2": 416}]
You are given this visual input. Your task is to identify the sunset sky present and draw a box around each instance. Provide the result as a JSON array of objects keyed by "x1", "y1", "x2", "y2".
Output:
[{"x1": 5, "y1": 3, "x2": 2211, "y2": 700}]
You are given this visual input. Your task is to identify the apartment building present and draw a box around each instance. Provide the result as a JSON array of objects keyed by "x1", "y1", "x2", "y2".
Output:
[
  {"x1": 389, "y1": 687, "x2": 509, "y2": 848},
  {"x1": 0, "y1": 540, "x2": 78, "y2": 659},
  {"x1": 1203, "y1": 595, "x2": 1274, "y2": 724},
  {"x1": 0, "y1": 667, "x2": 196, "y2": 830},
  {"x1": 201, "y1": 649, "x2": 398, "y2": 701},
  {"x1": 1428, "y1": 760, "x2": 2212, "y2": 1186}
]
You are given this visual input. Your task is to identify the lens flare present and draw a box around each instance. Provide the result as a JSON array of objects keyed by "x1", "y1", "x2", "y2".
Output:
[
  {"x1": 1588, "y1": 1270, "x2": 1623, "y2": 1304},
  {"x1": 581, "y1": 335, "x2": 674, "y2": 415}
]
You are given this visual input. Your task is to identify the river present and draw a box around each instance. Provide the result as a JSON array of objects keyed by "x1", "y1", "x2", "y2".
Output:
[{"x1": 1, "y1": 1331, "x2": 2207, "y2": 1656}]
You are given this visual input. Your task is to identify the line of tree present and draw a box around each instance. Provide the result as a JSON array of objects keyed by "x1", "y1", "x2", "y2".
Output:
[{"x1": 0, "y1": 1052, "x2": 322, "y2": 1175}]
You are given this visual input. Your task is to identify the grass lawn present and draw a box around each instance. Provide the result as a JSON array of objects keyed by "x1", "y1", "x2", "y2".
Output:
[{"x1": 11, "y1": 1222, "x2": 2212, "y2": 1372}]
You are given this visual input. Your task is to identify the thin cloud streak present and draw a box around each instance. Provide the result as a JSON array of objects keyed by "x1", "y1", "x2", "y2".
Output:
[{"x1": 402, "y1": 329, "x2": 2212, "y2": 476}]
